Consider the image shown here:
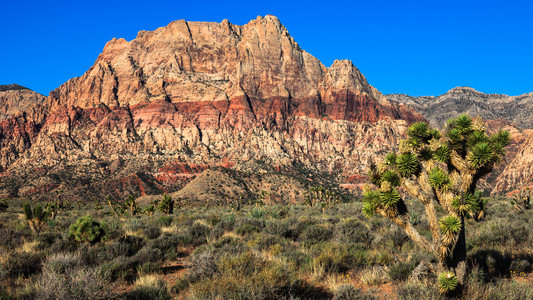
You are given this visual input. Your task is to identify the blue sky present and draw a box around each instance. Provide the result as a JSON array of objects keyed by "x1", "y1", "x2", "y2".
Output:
[{"x1": 1, "y1": 0, "x2": 531, "y2": 96}]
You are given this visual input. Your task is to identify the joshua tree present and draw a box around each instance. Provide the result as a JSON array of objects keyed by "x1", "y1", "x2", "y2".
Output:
[
  {"x1": 22, "y1": 202, "x2": 49, "y2": 235},
  {"x1": 362, "y1": 114, "x2": 509, "y2": 291},
  {"x1": 304, "y1": 186, "x2": 340, "y2": 212}
]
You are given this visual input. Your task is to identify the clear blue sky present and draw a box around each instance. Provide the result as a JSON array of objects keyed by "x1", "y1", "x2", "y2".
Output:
[{"x1": 1, "y1": 0, "x2": 532, "y2": 97}]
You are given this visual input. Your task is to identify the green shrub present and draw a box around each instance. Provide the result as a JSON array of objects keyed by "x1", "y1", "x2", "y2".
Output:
[
  {"x1": 388, "y1": 260, "x2": 417, "y2": 282},
  {"x1": 302, "y1": 224, "x2": 333, "y2": 244},
  {"x1": 68, "y1": 216, "x2": 108, "y2": 244},
  {"x1": 155, "y1": 215, "x2": 173, "y2": 227},
  {"x1": 143, "y1": 225, "x2": 161, "y2": 240},
  {"x1": 335, "y1": 218, "x2": 372, "y2": 245},
  {"x1": 236, "y1": 224, "x2": 261, "y2": 236}
]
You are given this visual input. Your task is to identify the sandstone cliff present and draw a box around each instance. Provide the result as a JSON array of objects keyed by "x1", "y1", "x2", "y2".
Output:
[{"x1": 1, "y1": 16, "x2": 423, "y2": 201}]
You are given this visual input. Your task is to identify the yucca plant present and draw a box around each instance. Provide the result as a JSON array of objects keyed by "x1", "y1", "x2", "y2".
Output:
[
  {"x1": 363, "y1": 115, "x2": 509, "y2": 287},
  {"x1": 438, "y1": 272, "x2": 459, "y2": 294},
  {"x1": 68, "y1": 216, "x2": 108, "y2": 244}
]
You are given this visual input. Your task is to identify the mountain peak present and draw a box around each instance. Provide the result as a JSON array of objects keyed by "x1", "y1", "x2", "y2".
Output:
[
  {"x1": 0, "y1": 84, "x2": 30, "y2": 92},
  {"x1": 444, "y1": 86, "x2": 483, "y2": 95}
]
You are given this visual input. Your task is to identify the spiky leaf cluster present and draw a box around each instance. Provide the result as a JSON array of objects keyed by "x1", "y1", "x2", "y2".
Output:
[
  {"x1": 428, "y1": 167, "x2": 452, "y2": 191},
  {"x1": 452, "y1": 191, "x2": 482, "y2": 217},
  {"x1": 363, "y1": 188, "x2": 403, "y2": 218},
  {"x1": 438, "y1": 272, "x2": 459, "y2": 294},
  {"x1": 433, "y1": 144, "x2": 450, "y2": 162},
  {"x1": 439, "y1": 216, "x2": 462, "y2": 236},
  {"x1": 396, "y1": 152, "x2": 419, "y2": 177}
]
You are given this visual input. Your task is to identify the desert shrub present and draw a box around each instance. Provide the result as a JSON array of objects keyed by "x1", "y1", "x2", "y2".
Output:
[
  {"x1": 0, "y1": 289, "x2": 15, "y2": 300},
  {"x1": 254, "y1": 234, "x2": 289, "y2": 252},
  {"x1": 2, "y1": 251, "x2": 43, "y2": 279},
  {"x1": 216, "y1": 215, "x2": 235, "y2": 231},
  {"x1": 188, "y1": 222, "x2": 211, "y2": 245},
  {"x1": 37, "y1": 232, "x2": 62, "y2": 250},
  {"x1": 388, "y1": 260, "x2": 418, "y2": 281},
  {"x1": 236, "y1": 223, "x2": 261, "y2": 236},
  {"x1": 132, "y1": 246, "x2": 164, "y2": 264},
  {"x1": 68, "y1": 216, "x2": 108, "y2": 244},
  {"x1": 360, "y1": 266, "x2": 389, "y2": 286},
  {"x1": 45, "y1": 252, "x2": 84, "y2": 274},
  {"x1": 147, "y1": 232, "x2": 191, "y2": 259},
  {"x1": 282, "y1": 249, "x2": 312, "y2": 270},
  {"x1": 333, "y1": 284, "x2": 376, "y2": 300},
  {"x1": 105, "y1": 235, "x2": 145, "y2": 258},
  {"x1": 136, "y1": 261, "x2": 162, "y2": 276},
  {"x1": 265, "y1": 219, "x2": 290, "y2": 237},
  {"x1": 127, "y1": 275, "x2": 171, "y2": 300},
  {"x1": 397, "y1": 281, "x2": 443, "y2": 300},
  {"x1": 209, "y1": 224, "x2": 225, "y2": 240},
  {"x1": 0, "y1": 227, "x2": 28, "y2": 250},
  {"x1": 155, "y1": 215, "x2": 173, "y2": 227},
  {"x1": 235, "y1": 217, "x2": 264, "y2": 234},
  {"x1": 335, "y1": 218, "x2": 372, "y2": 245},
  {"x1": 188, "y1": 250, "x2": 220, "y2": 281},
  {"x1": 99, "y1": 255, "x2": 133, "y2": 282},
  {"x1": 302, "y1": 224, "x2": 333, "y2": 244},
  {"x1": 211, "y1": 236, "x2": 247, "y2": 255},
  {"x1": 35, "y1": 253, "x2": 113, "y2": 300},
  {"x1": 188, "y1": 251, "x2": 305, "y2": 299},
  {"x1": 143, "y1": 225, "x2": 161, "y2": 240}
]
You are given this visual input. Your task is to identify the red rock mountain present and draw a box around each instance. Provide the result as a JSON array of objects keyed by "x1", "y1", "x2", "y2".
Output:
[{"x1": 1, "y1": 15, "x2": 424, "y2": 201}]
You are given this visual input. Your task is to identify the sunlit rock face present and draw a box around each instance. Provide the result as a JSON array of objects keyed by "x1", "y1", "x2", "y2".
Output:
[{"x1": 0, "y1": 16, "x2": 424, "y2": 201}]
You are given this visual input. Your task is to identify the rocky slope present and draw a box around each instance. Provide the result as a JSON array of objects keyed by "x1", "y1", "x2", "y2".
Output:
[
  {"x1": 0, "y1": 15, "x2": 423, "y2": 201},
  {"x1": 388, "y1": 88, "x2": 533, "y2": 194}
]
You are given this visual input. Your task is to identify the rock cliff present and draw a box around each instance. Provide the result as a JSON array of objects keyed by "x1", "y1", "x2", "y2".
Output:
[{"x1": 0, "y1": 16, "x2": 424, "y2": 201}]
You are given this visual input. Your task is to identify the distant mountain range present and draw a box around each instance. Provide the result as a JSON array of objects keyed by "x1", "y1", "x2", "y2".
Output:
[{"x1": 387, "y1": 87, "x2": 533, "y2": 129}]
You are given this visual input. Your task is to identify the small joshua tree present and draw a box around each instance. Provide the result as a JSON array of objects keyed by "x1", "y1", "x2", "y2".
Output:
[
  {"x1": 68, "y1": 216, "x2": 108, "y2": 244},
  {"x1": 158, "y1": 194, "x2": 174, "y2": 214},
  {"x1": 23, "y1": 202, "x2": 49, "y2": 234},
  {"x1": 363, "y1": 114, "x2": 509, "y2": 290}
]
